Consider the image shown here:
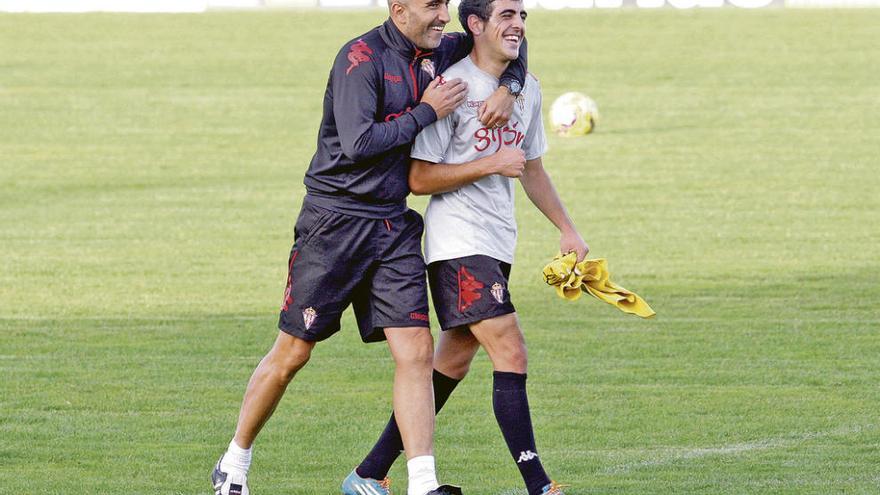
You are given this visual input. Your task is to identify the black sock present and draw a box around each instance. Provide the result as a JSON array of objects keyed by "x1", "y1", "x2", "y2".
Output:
[
  {"x1": 356, "y1": 369, "x2": 461, "y2": 480},
  {"x1": 493, "y1": 371, "x2": 551, "y2": 495}
]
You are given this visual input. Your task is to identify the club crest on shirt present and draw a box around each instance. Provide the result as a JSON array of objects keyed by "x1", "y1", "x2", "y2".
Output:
[
  {"x1": 421, "y1": 58, "x2": 436, "y2": 78},
  {"x1": 302, "y1": 307, "x2": 317, "y2": 330},
  {"x1": 491, "y1": 282, "x2": 505, "y2": 303}
]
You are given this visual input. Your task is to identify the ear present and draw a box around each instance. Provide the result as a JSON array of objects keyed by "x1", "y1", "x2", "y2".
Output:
[
  {"x1": 467, "y1": 14, "x2": 484, "y2": 36},
  {"x1": 389, "y1": 1, "x2": 407, "y2": 23}
]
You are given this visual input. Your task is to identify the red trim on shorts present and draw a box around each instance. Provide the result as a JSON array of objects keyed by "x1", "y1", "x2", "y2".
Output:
[
  {"x1": 281, "y1": 250, "x2": 298, "y2": 311},
  {"x1": 457, "y1": 265, "x2": 462, "y2": 313}
]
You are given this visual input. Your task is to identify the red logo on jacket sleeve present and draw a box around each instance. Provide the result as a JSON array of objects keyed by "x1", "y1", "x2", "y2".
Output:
[
  {"x1": 346, "y1": 39, "x2": 373, "y2": 75},
  {"x1": 384, "y1": 106, "x2": 413, "y2": 122},
  {"x1": 458, "y1": 266, "x2": 484, "y2": 312}
]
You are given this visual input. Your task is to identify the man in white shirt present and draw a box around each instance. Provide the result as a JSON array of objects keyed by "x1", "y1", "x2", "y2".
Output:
[{"x1": 343, "y1": 0, "x2": 589, "y2": 494}]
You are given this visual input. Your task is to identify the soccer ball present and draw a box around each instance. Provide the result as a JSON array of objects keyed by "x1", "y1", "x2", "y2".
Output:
[{"x1": 549, "y1": 92, "x2": 599, "y2": 137}]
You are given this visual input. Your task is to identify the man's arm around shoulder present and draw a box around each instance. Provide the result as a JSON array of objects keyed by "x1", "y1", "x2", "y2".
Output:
[
  {"x1": 333, "y1": 47, "x2": 435, "y2": 161},
  {"x1": 332, "y1": 40, "x2": 466, "y2": 162}
]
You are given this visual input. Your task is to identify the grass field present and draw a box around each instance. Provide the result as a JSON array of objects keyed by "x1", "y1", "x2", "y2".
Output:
[{"x1": 2, "y1": 7, "x2": 879, "y2": 495}]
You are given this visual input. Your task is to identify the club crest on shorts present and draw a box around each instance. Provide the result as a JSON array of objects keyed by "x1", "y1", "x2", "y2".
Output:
[
  {"x1": 491, "y1": 282, "x2": 505, "y2": 303},
  {"x1": 302, "y1": 307, "x2": 317, "y2": 330},
  {"x1": 421, "y1": 58, "x2": 436, "y2": 78}
]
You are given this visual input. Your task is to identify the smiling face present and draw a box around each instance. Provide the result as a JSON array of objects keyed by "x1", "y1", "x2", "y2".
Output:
[
  {"x1": 390, "y1": 0, "x2": 451, "y2": 50},
  {"x1": 467, "y1": 0, "x2": 526, "y2": 62}
]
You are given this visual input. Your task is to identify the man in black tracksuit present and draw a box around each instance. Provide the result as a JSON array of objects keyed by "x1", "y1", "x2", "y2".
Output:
[
  {"x1": 303, "y1": 20, "x2": 525, "y2": 217},
  {"x1": 211, "y1": 2, "x2": 528, "y2": 495}
]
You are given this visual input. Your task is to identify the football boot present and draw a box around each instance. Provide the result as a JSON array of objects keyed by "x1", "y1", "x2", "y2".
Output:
[
  {"x1": 341, "y1": 468, "x2": 392, "y2": 495},
  {"x1": 211, "y1": 455, "x2": 249, "y2": 495},
  {"x1": 425, "y1": 485, "x2": 463, "y2": 495},
  {"x1": 540, "y1": 481, "x2": 568, "y2": 495}
]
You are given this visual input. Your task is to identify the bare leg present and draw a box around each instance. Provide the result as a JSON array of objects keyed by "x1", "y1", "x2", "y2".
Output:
[
  {"x1": 433, "y1": 326, "x2": 481, "y2": 380},
  {"x1": 468, "y1": 313, "x2": 527, "y2": 373},
  {"x1": 352, "y1": 327, "x2": 477, "y2": 483},
  {"x1": 233, "y1": 331, "x2": 316, "y2": 448},
  {"x1": 384, "y1": 326, "x2": 436, "y2": 459},
  {"x1": 469, "y1": 313, "x2": 553, "y2": 494}
]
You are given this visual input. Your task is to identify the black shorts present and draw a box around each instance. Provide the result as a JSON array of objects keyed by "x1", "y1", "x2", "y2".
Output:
[
  {"x1": 427, "y1": 255, "x2": 516, "y2": 331},
  {"x1": 278, "y1": 198, "x2": 430, "y2": 343}
]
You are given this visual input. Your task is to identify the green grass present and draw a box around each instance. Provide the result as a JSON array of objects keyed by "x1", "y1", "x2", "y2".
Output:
[{"x1": 2, "y1": 8, "x2": 879, "y2": 495}]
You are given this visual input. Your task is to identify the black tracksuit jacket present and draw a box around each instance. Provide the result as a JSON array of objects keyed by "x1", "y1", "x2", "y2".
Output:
[{"x1": 302, "y1": 19, "x2": 527, "y2": 218}]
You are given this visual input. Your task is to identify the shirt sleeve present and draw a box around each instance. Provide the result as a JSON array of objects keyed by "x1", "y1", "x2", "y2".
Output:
[
  {"x1": 331, "y1": 40, "x2": 437, "y2": 162},
  {"x1": 411, "y1": 110, "x2": 456, "y2": 164},
  {"x1": 522, "y1": 81, "x2": 548, "y2": 160}
]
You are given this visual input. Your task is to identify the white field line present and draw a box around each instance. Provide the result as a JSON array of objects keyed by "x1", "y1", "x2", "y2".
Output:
[{"x1": 602, "y1": 423, "x2": 876, "y2": 475}]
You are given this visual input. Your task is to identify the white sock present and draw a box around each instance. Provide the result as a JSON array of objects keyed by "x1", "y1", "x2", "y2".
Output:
[
  {"x1": 407, "y1": 455, "x2": 439, "y2": 495},
  {"x1": 220, "y1": 439, "x2": 252, "y2": 476}
]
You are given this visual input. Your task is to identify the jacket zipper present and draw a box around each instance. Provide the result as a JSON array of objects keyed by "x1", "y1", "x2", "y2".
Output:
[{"x1": 409, "y1": 58, "x2": 419, "y2": 101}]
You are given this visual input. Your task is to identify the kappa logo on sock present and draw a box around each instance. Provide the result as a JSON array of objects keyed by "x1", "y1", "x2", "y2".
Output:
[
  {"x1": 229, "y1": 484, "x2": 243, "y2": 495},
  {"x1": 516, "y1": 450, "x2": 538, "y2": 463}
]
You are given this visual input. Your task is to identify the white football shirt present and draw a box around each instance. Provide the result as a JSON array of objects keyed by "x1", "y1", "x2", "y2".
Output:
[{"x1": 411, "y1": 56, "x2": 548, "y2": 265}]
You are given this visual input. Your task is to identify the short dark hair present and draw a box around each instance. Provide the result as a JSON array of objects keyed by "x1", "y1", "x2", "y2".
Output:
[{"x1": 457, "y1": 0, "x2": 496, "y2": 36}]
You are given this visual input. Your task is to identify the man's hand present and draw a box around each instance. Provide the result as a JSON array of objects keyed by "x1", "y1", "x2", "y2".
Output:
[
  {"x1": 487, "y1": 147, "x2": 526, "y2": 177},
  {"x1": 421, "y1": 77, "x2": 467, "y2": 119},
  {"x1": 478, "y1": 86, "x2": 515, "y2": 128},
  {"x1": 561, "y1": 229, "x2": 589, "y2": 262}
]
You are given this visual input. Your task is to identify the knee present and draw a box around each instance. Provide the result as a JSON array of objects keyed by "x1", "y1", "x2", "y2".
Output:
[
  {"x1": 393, "y1": 331, "x2": 434, "y2": 370},
  {"x1": 437, "y1": 358, "x2": 471, "y2": 380},
  {"x1": 269, "y1": 339, "x2": 313, "y2": 381},
  {"x1": 436, "y1": 348, "x2": 476, "y2": 379}
]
